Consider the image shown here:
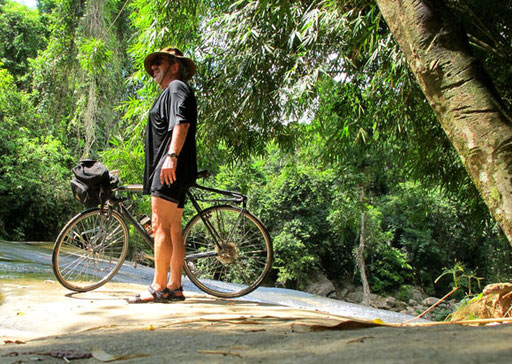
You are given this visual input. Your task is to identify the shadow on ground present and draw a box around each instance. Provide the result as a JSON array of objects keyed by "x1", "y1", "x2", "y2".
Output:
[{"x1": 1, "y1": 280, "x2": 512, "y2": 363}]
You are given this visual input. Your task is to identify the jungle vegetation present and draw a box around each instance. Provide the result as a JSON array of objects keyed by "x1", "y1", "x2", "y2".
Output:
[{"x1": 1, "y1": 0, "x2": 511, "y2": 299}]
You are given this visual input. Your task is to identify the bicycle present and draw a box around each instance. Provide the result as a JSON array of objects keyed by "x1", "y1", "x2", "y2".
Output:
[{"x1": 52, "y1": 170, "x2": 273, "y2": 298}]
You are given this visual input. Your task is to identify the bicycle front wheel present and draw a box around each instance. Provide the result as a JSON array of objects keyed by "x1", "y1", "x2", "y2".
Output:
[
  {"x1": 183, "y1": 205, "x2": 273, "y2": 298},
  {"x1": 52, "y1": 208, "x2": 129, "y2": 292}
]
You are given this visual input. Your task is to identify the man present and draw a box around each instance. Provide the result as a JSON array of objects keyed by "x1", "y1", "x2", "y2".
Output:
[{"x1": 128, "y1": 47, "x2": 197, "y2": 303}]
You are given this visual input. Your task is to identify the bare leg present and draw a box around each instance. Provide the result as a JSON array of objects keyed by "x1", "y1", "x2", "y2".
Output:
[
  {"x1": 128, "y1": 196, "x2": 183, "y2": 302},
  {"x1": 151, "y1": 196, "x2": 184, "y2": 291},
  {"x1": 168, "y1": 212, "x2": 185, "y2": 291}
]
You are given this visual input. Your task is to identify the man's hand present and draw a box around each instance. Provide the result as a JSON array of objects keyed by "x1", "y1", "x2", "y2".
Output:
[
  {"x1": 161, "y1": 123, "x2": 189, "y2": 186},
  {"x1": 160, "y1": 156, "x2": 178, "y2": 185}
]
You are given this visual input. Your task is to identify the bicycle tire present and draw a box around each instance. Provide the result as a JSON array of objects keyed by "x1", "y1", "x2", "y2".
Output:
[
  {"x1": 183, "y1": 205, "x2": 273, "y2": 298},
  {"x1": 52, "y1": 208, "x2": 129, "y2": 292}
]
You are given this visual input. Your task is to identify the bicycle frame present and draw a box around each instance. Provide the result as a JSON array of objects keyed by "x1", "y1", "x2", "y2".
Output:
[
  {"x1": 110, "y1": 179, "x2": 249, "y2": 261},
  {"x1": 186, "y1": 182, "x2": 247, "y2": 251}
]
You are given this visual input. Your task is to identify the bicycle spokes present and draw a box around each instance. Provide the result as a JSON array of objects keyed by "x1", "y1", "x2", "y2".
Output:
[
  {"x1": 52, "y1": 209, "x2": 129, "y2": 292},
  {"x1": 183, "y1": 206, "x2": 272, "y2": 298}
]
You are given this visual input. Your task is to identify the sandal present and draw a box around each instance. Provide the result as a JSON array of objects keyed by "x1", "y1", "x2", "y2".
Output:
[
  {"x1": 164, "y1": 286, "x2": 185, "y2": 301},
  {"x1": 127, "y1": 286, "x2": 169, "y2": 304}
]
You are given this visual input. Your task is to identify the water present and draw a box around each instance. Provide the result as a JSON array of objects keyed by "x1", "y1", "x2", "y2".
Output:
[
  {"x1": 0, "y1": 240, "x2": 156, "y2": 284},
  {"x1": 0, "y1": 240, "x2": 425, "y2": 323},
  {"x1": 0, "y1": 240, "x2": 197, "y2": 291},
  {"x1": 0, "y1": 241, "x2": 56, "y2": 280}
]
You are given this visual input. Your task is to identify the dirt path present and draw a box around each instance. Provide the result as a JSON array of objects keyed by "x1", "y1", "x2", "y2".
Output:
[{"x1": 1, "y1": 280, "x2": 511, "y2": 363}]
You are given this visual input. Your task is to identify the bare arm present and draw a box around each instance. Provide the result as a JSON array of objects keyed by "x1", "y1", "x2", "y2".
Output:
[{"x1": 160, "y1": 123, "x2": 190, "y2": 185}]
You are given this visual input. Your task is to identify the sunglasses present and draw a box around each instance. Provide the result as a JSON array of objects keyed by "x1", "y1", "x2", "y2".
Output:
[{"x1": 151, "y1": 56, "x2": 166, "y2": 67}]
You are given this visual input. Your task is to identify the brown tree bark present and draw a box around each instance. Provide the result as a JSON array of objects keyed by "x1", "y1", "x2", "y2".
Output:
[{"x1": 376, "y1": 0, "x2": 512, "y2": 244}]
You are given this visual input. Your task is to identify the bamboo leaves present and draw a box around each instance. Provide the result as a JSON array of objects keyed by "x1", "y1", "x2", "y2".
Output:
[{"x1": 78, "y1": 38, "x2": 112, "y2": 75}]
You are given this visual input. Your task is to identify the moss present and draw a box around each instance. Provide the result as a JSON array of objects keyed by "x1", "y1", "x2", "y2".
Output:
[{"x1": 490, "y1": 187, "x2": 502, "y2": 205}]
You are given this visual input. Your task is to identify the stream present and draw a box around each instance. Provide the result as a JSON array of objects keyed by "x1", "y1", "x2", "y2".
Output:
[{"x1": 0, "y1": 240, "x2": 425, "y2": 323}]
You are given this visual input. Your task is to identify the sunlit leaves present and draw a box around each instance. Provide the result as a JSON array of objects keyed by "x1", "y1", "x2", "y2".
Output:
[
  {"x1": 199, "y1": 1, "x2": 345, "y2": 157},
  {"x1": 78, "y1": 37, "x2": 112, "y2": 75},
  {"x1": 0, "y1": 66, "x2": 74, "y2": 240},
  {"x1": 0, "y1": 1, "x2": 47, "y2": 87}
]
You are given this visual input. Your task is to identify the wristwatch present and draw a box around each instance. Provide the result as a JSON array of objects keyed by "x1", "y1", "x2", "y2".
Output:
[{"x1": 167, "y1": 152, "x2": 179, "y2": 159}]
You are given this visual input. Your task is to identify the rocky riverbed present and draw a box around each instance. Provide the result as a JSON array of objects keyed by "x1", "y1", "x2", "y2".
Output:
[{"x1": 305, "y1": 271, "x2": 458, "y2": 321}]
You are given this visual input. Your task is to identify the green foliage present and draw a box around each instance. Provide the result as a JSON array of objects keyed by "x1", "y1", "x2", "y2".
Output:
[
  {"x1": 262, "y1": 165, "x2": 334, "y2": 287},
  {"x1": 364, "y1": 206, "x2": 413, "y2": 293},
  {"x1": 376, "y1": 182, "x2": 501, "y2": 295},
  {"x1": 479, "y1": 226, "x2": 512, "y2": 283},
  {"x1": 210, "y1": 146, "x2": 338, "y2": 289},
  {"x1": 197, "y1": 0, "x2": 348, "y2": 158},
  {"x1": 120, "y1": 0, "x2": 497, "y2": 228},
  {"x1": 30, "y1": 0, "x2": 133, "y2": 158},
  {"x1": 435, "y1": 261, "x2": 484, "y2": 296},
  {"x1": 29, "y1": 0, "x2": 82, "y2": 141},
  {"x1": 77, "y1": 37, "x2": 112, "y2": 75},
  {"x1": 0, "y1": 0, "x2": 47, "y2": 88},
  {"x1": 0, "y1": 67, "x2": 75, "y2": 240},
  {"x1": 204, "y1": 142, "x2": 509, "y2": 295}
]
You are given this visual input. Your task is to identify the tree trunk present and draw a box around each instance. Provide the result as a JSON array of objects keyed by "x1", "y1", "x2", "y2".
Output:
[
  {"x1": 376, "y1": 0, "x2": 512, "y2": 244},
  {"x1": 357, "y1": 189, "x2": 371, "y2": 306}
]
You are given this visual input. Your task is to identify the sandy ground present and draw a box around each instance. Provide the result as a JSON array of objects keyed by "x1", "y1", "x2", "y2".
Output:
[{"x1": 1, "y1": 280, "x2": 512, "y2": 363}]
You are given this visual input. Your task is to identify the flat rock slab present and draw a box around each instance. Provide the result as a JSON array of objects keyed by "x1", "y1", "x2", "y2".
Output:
[
  {"x1": 1, "y1": 280, "x2": 512, "y2": 363},
  {"x1": 0, "y1": 280, "x2": 373, "y2": 341}
]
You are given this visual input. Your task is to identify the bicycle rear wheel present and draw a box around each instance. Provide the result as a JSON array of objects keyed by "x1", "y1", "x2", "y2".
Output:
[
  {"x1": 52, "y1": 208, "x2": 128, "y2": 292},
  {"x1": 183, "y1": 205, "x2": 273, "y2": 298}
]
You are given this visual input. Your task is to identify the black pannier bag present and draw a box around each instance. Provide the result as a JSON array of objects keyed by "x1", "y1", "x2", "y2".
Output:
[{"x1": 70, "y1": 160, "x2": 116, "y2": 208}]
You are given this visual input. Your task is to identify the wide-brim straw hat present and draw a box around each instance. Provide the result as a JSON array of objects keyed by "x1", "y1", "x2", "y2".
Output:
[{"x1": 144, "y1": 47, "x2": 196, "y2": 81}]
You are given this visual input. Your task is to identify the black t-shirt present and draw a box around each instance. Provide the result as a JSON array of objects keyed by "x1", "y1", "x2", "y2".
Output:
[{"x1": 143, "y1": 80, "x2": 197, "y2": 195}]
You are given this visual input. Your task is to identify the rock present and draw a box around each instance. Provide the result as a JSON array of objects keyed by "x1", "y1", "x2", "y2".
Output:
[
  {"x1": 372, "y1": 298, "x2": 387, "y2": 309},
  {"x1": 328, "y1": 282, "x2": 448, "y2": 318},
  {"x1": 304, "y1": 270, "x2": 337, "y2": 298},
  {"x1": 405, "y1": 307, "x2": 418, "y2": 315},
  {"x1": 409, "y1": 287, "x2": 426, "y2": 302},
  {"x1": 450, "y1": 284, "x2": 512, "y2": 321},
  {"x1": 327, "y1": 291, "x2": 338, "y2": 299},
  {"x1": 339, "y1": 288, "x2": 349, "y2": 297},
  {"x1": 346, "y1": 288, "x2": 364, "y2": 303},
  {"x1": 423, "y1": 297, "x2": 439, "y2": 306},
  {"x1": 394, "y1": 300, "x2": 407, "y2": 311},
  {"x1": 483, "y1": 283, "x2": 512, "y2": 295},
  {"x1": 335, "y1": 281, "x2": 357, "y2": 300},
  {"x1": 384, "y1": 296, "x2": 397, "y2": 307},
  {"x1": 370, "y1": 296, "x2": 408, "y2": 311}
]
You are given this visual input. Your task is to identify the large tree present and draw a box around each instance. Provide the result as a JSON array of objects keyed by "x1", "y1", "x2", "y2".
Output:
[{"x1": 376, "y1": 0, "x2": 512, "y2": 244}]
